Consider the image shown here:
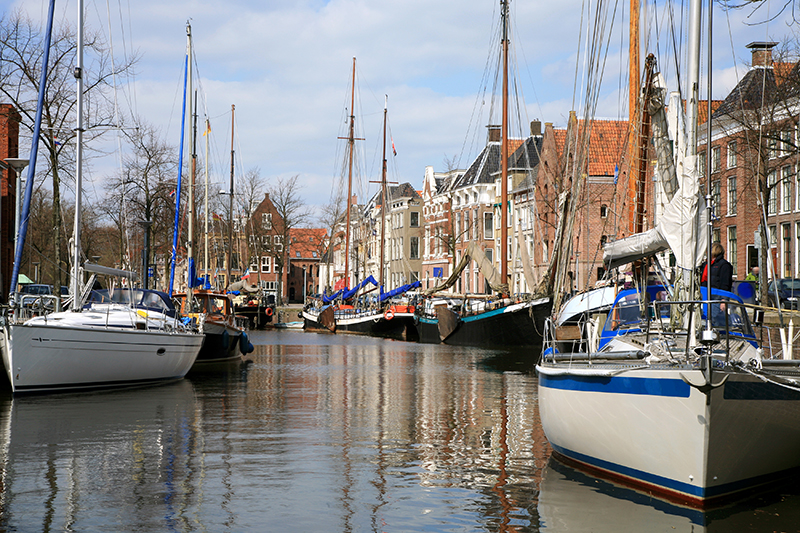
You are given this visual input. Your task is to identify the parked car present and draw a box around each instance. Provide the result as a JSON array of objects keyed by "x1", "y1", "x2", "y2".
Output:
[
  {"x1": 20, "y1": 283, "x2": 53, "y2": 295},
  {"x1": 767, "y1": 278, "x2": 800, "y2": 310},
  {"x1": 19, "y1": 284, "x2": 58, "y2": 310}
]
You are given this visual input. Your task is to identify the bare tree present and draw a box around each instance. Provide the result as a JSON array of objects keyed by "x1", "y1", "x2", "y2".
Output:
[
  {"x1": 268, "y1": 174, "x2": 311, "y2": 304},
  {"x1": 0, "y1": 8, "x2": 137, "y2": 290}
]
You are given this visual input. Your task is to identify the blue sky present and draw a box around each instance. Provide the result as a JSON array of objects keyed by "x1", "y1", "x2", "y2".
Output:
[{"x1": 7, "y1": 0, "x2": 797, "y2": 221}]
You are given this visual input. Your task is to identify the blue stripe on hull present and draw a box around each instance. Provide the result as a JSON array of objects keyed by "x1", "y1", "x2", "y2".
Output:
[{"x1": 539, "y1": 374, "x2": 691, "y2": 397}]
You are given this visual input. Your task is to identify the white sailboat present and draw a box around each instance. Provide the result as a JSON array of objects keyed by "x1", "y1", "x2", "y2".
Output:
[
  {"x1": 536, "y1": 0, "x2": 800, "y2": 506},
  {"x1": 0, "y1": 0, "x2": 203, "y2": 394}
]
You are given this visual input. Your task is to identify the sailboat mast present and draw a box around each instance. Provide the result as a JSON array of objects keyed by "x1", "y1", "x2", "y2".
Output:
[
  {"x1": 71, "y1": 0, "x2": 85, "y2": 309},
  {"x1": 344, "y1": 57, "x2": 356, "y2": 288},
  {"x1": 204, "y1": 118, "x2": 210, "y2": 284},
  {"x1": 187, "y1": 22, "x2": 195, "y2": 305},
  {"x1": 500, "y1": 0, "x2": 509, "y2": 292},
  {"x1": 227, "y1": 104, "x2": 235, "y2": 288},
  {"x1": 380, "y1": 96, "x2": 388, "y2": 291}
]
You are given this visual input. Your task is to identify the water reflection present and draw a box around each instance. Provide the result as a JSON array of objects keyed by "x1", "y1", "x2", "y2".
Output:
[
  {"x1": 8, "y1": 330, "x2": 797, "y2": 531},
  {"x1": 539, "y1": 450, "x2": 800, "y2": 532}
]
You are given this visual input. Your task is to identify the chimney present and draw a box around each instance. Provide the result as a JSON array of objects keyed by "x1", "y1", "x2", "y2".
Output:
[
  {"x1": 530, "y1": 120, "x2": 541, "y2": 136},
  {"x1": 487, "y1": 125, "x2": 501, "y2": 143},
  {"x1": 747, "y1": 41, "x2": 778, "y2": 68}
]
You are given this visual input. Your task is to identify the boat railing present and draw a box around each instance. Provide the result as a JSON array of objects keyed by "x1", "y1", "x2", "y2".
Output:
[{"x1": 9, "y1": 293, "x2": 63, "y2": 322}]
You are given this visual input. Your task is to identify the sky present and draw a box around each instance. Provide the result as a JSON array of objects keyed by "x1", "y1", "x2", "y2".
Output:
[{"x1": 6, "y1": 0, "x2": 798, "y2": 224}]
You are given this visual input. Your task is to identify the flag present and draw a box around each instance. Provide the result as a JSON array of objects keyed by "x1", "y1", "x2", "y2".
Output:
[
  {"x1": 241, "y1": 268, "x2": 250, "y2": 280},
  {"x1": 212, "y1": 213, "x2": 223, "y2": 221},
  {"x1": 169, "y1": 189, "x2": 176, "y2": 198},
  {"x1": 391, "y1": 137, "x2": 397, "y2": 156}
]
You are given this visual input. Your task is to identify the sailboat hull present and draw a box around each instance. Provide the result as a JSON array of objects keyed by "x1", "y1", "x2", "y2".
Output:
[
  {"x1": 196, "y1": 320, "x2": 243, "y2": 363},
  {"x1": 302, "y1": 308, "x2": 417, "y2": 341},
  {"x1": 537, "y1": 365, "x2": 800, "y2": 506},
  {"x1": 1, "y1": 322, "x2": 203, "y2": 394},
  {"x1": 416, "y1": 298, "x2": 550, "y2": 347}
]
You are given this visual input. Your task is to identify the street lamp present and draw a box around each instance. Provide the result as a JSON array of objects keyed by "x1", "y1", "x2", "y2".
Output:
[
  {"x1": 4, "y1": 158, "x2": 29, "y2": 259},
  {"x1": 137, "y1": 220, "x2": 152, "y2": 290}
]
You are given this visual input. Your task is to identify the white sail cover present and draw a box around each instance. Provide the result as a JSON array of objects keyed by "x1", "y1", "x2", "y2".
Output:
[
  {"x1": 603, "y1": 77, "x2": 708, "y2": 272},
  {"x1": 604, "y1": 159, "x2": 706, "y2": 271}
]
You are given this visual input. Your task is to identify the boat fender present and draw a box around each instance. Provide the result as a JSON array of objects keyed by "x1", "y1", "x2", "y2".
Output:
[
  {"x1": 240, "y1": 331, "x2": 255, "y2": 354},
  {"x1": 266, "y1": 307, "x2": 273, "y2": 316},
  {"x1": 222, "y1": 329, "x2": 230, "y2": 349},
  {"x1": 384, "y1": 309, "x2": 394, "y2": 321}
]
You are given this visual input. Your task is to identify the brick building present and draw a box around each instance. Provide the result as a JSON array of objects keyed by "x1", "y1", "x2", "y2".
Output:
[
  {"x1": 702, "y1": 41, "x2": 800, "y2": 282},
  {"x1": 0, "y1": 104, "x2": 21, "y2": 300}
]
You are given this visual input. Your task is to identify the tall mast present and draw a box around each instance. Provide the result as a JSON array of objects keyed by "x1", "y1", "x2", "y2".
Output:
[
  {"x1": 71, "y1": 0, "x2": 85, "y2": 308},
  {"x1": 380, "y1": 96, "x2": 388, "y2": 291},
  {"x1": 187, "y1": 22, "x2": 195, "y2": 305},
  {"x1": 344, "y1": 57, "x2": 356, "y2": 288},
  {"x1": 227, "y1": 104, "x2": 235, "y2": 288},
  {"x1": 204, "y1": 118, "x2": 210, "y2": 285},
  {"x1": 500, "y1": 0, "x2": 509, "y2": 292}
]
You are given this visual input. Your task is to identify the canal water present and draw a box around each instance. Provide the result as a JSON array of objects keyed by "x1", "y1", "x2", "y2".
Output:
[{"x1": 1, "y1": 330, "x2": 800, "y2": 532}]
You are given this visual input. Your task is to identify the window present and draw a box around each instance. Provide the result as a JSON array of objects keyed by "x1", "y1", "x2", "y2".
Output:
[
  {"x1": 261, "y1": 256, "x2": 271, "y2": 273},
  {"x1": 768, "y1": 137, "x2": 778, "y2": 159},
  {"x1": 783, "y1": 166, "x2": 794, "y2": 212},
  {"x1": 727, "y1": 177, "x2": 737, "y2": 215},
  {"x1": 711, "y1": 146, "x2": 721, "y2": 172},
  {"x1": 410, "y1": 236, "x2": 419, "y2": 259},
  {"x1": 410, "y1": 211, "x2": 419, "y2": 227},
  {"x1": 782, "y1": 130, "x2": 794, "y2": 155},
  {"x1": 463, "y1": 212, "x2": 470, "y2": 242},
  {"x1": 713, "y1": 228, "x2": 720, "y2": 244},
  {"x1": 600, "y1": 204, "x2": 608, "y2": 218},
  {"x1": 274, "y1": 235, "x2": 284, "y2": 251},
  {"x1": 473, "y1": 208, "x2": 479, "y2": 240},
  {"x1": 484, "y1": 212, "x2": 494, "y2": 239},
  {"x1": 312, "y1": 251, "x2": 318, "y2": 258},
  {"x1": 250, "y1": 256, "x2": 258, "y2": 271},
  {"x1": 783, "y1": 223, "x2": 792, "y2": 278},
  {"x1": 768, "y1": 170, "x2": 778, "y2": 215},
  {"x1": 699, "y1": 151, "x2": 706, "y2": 176},
  {"x1": 262, "y1": 235, "x2": 271, "y2": 247},
  {"x1": 262, "y1": 213, "x2": 272, "y2": 230},
  {"x1": 727, "y1": 141, "x2": 737, "y2": 168},
  {"x1": 711, "y1": 180, "x2": 720, "y2": 218},
  {"x1": 728, "y1": 226, "x2": 737, "y2": 277},
  {"x1": 770, "y1": 225, "x2": 777, "y2": 246},
  {"x1": 295, "y1": 251, "x2": 301, "y2": 258},
  {"x1": 410, "y1": 271, "x2": 419, "y2": 282}
]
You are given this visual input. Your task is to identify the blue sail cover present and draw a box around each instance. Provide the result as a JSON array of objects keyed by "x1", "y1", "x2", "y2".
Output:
[
  {"x1": 379, "y1": 281, "x2": 421, "y2": 302},
  {"x1": 340, "y1": 275, "x2": 379, "y2": 300}
]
